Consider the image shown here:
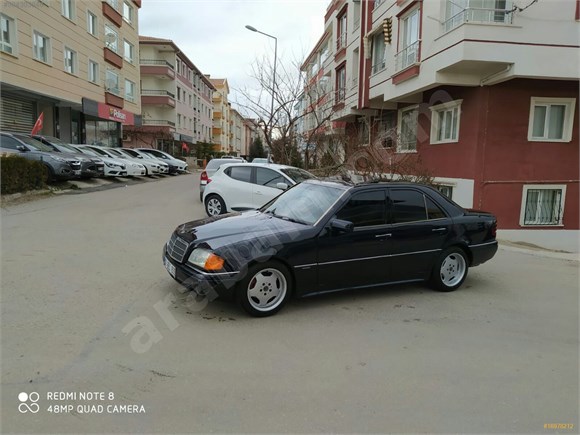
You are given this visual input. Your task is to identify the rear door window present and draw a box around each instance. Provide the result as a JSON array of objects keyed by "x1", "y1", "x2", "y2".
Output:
[
  {"x1": 389, "y1": 189, "x2": 428, "y2": 224},
  {"x1": 226, "y1": 166, "x2": 252, "y2": 183}
]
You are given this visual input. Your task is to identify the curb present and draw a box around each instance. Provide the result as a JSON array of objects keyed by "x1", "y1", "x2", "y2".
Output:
[{"x1": 498, "y1": 241, "x2": 579, "y2": 262}]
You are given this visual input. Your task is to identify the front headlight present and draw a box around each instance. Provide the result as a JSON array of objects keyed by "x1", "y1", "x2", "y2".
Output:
[
  {"x1": 187, "y1": 248, "x2": 225, "y2": 271},
  {"x1": 105, "y1": 162, "x2": 119, "y2": 168}
]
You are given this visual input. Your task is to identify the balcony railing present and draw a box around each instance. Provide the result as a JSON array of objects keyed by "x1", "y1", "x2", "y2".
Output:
[
  {"x1": 371, "y1": 58, "x2": 386, "y2": 75},
  {"x1": 139, "y1": 59, "x2": 175, "y2": 69},
  {"x1": 336, "y1": 32, "x2": 347, "y2": 51},
  {"x1": 443, "y1": 7, "x2": 514, "y2": 33},
  {"x1": 335, "y1": 88, "x2": 346, "y2": 105},
  {"x1": 374, "y1": 0, "x2": 385, "y2": 9},
  {"x1": 395, "y1": 40, "x2": 420, "y2": 72},
  {"x1": 351, "y1": 76, "x2": 358, "y2": 89},
  {"x1": 142, "y1": 120, "x2": 176, "y2": 127},
  {"x1": 142, "y1": 89, "x2": 175, "y2": 98}
]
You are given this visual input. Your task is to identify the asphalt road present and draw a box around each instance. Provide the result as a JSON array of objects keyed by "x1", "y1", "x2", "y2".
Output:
[{"x1": 1, "y1": 173, "x2": 578, "y2": 434}]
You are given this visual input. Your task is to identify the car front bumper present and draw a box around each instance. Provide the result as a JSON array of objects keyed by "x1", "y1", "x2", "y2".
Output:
[{"x1": 162, "y1": 244, "x2": 239, "y2": 300}]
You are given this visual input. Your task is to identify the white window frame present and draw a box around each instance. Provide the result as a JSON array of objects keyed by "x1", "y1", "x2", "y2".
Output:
[
  {"x1": 519, "y1": 184, "x2": 566, "y2": 227},
  {"x1": 87, "y1": 11, "x2": 98, "y2": 37},
  {"x1": 527, "y1": 97, "x2": 576, "y2": 143},
  {"x1": 106, "y1": 69, "x2": 120, "y2": 95},
  {"x1": 32, "y1": 30, "x2": 51, "y2": 64},
  {"x1": 63, "y1": 46, "x2": 77, "y2": 75},
  {"x1": 104, "y1": 24, "x2": 118, "y2": 53},
  {"x1": 1, "y1": 13, "x2": 17, "y2": 56},
  {"x1": 397, "y1": 105, "x2": 419, "y2": 153},
  {"x1": 123, "y1": 39, "x2": 134, "y2": 63},
  {"x1": 88, "y1": 59, "x2": 99, "y2": 84},
  {"x1": 124, "y1": 79, "x2": 135, "y2": 102},
  {"x1": 429, "y1": 99, "x2": 462, "y2": 144},
  {"x1": 122, "y1": 1, "x2": 134, "y2": 25},
  {"x1": 107, "y1": 0, "x2": 119, "y2": 10},
  {"x1": 61, "y1": 0, "x2": 75, "y2": 20}
]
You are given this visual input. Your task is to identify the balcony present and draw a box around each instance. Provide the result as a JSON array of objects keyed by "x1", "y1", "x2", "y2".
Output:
[
  {"x1": 141, "y1": 90, "x2": 176, "y2": 107},
  {"x1": 395, "y1": 40, "x2": 420, "y2": 73},
  {"x1": 443, "y1": 7, "x2": 514, "y2": 33},
  {"x1": 102, "y1": 1, "x2": 122, "y2": 27},
  {"x1": 142, "y1": 119, "x2": 176, "y2": 127},
  {"x1": 140, "y1": 59, "x2": 175, "y2": 79}
]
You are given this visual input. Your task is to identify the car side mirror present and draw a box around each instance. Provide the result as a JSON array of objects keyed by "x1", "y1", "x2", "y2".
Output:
[
  {"x1": 329, "y1": 218, "x2": 354, "y2": 233},
  {"x1": 276, "y1": 182, "x2": 289, "y2": 190},
  {"x1": 17, "y1": 145, "x2": 27, "y2": 152}
]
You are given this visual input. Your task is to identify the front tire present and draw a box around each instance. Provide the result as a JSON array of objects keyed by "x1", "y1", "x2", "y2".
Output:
[
  {"x1": 205, "y1": 194, "x2": 226, "y2": 216},
  {"x1": 430, "y1": 247, "x2": 468, "y2": 292},
  {"x1": 237, "y1": 262, "x2": 292, "y2": 317}
]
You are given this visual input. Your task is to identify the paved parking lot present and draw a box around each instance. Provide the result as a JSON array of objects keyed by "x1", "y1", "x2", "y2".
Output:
[{"x1": 1, "y1": 173, "x2": 578, "y2": 433}]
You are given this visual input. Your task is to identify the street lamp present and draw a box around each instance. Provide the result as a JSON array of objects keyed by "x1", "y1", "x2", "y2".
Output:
[{"x1": 245, "y1": 25, "x2": 277, "y2": 159}]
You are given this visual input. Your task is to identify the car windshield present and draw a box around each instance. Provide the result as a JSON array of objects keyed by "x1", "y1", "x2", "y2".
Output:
[
  {"x1": 206, "y1": 159, "x2": 229, "y2": 170},
  {"x1": 13, "y1": 135, "x2": 54, "y2": 152},
  {"x1": 280, "y1": 167, "x2": 317, "y2": 183},
  {"x1": 58, "y1": 143, "x2": 84, "y2": 153},
  {"x1": 77, "y1": 147, "x2": 100, "y2": 157},
  {"x1": 106, "y1": 149, "x2": 125, "y2": 157},
  {"x1": 261, "y1": 182, "x2": 344, "y2": 225},
  {"x1": 89, "y1": 147, "x2": 112, "y2": 157},
  {"x1": 39, "y1": 136, "x2": 68, "y2": 146},
  {"x1": 122, "y1": 149, "x2": 142, "y2": 158}
]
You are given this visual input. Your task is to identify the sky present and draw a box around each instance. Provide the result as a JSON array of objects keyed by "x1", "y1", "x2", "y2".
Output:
[{"x1": 139, "y1": 0, "x2": 329, "y2": 114}]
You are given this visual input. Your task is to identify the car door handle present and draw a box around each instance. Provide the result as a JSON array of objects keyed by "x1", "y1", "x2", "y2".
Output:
[
  {"x1": 432, "y1": 227, "x2": 447, "y2": 232},
  {"x1": 375, "y1": 233, "x2": 392, "y2": 239}
]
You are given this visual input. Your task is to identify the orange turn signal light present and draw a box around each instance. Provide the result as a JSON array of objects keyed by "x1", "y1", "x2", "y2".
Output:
[{"x1": 204, "y1": 254, "x2": 225, "y2": 271}]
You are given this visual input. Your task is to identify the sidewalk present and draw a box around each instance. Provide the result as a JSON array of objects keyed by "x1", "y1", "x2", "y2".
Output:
[{"x1": 498, "y1": 239, "x2": 579, "y2": 262}]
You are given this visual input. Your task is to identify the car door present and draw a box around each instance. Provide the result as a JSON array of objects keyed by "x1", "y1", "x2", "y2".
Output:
[
  {"x1": 222, "y1": 165, "x2": 254, "y2": 210},
  {"x1": 386, "y1": 188, "x2": 452, "y2": 282},
  {"x1": 316, "y1": 188, "x2": 391, "y2": 292},
  {"x1": 253, "y1": 167, "x2": 290, "y2": 208}
]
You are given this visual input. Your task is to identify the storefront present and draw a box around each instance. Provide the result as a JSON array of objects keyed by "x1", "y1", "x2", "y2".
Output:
[{"x1": 81, "y1": 98, "x2": 141, "y2": 147}]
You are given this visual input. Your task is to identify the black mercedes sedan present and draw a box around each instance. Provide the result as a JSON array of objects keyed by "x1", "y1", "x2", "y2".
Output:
[{"x1": 163, "y1": 180, "x2": 498, "y2": 317}]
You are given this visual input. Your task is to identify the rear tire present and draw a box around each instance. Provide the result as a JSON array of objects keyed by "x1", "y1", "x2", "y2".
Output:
[
  {"x1": 236, "y1": 261, "x2": 292, "y2": 317},
  {"x1": 430, "y1": 247, "x2": 468, "y2": 292},
  {"x1": 205, "y1": 194, "x2": 226, "y2": 216}
]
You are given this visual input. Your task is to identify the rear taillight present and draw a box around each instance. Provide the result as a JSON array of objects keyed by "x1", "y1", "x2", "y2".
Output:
[
  {"x1": 200, "y1": 171, "x2": 208, "y2": 181},
  {"x1": 491, "y1": 221, "x2": 497, "y2": 238}
]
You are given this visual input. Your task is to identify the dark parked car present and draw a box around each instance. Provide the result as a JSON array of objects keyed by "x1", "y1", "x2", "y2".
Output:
[
  {"x1": 0, "y1": 132, "x2": 81, "y2": 180},
  {"x1": 163, "y1": 180, "x2": 498, "y2": 317},
  {"x1": 32, "y1": 135, "x2": 105, "y2": 178}
]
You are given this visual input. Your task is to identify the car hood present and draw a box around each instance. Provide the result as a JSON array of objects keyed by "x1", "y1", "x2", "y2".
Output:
[
  {"x1": 54, "y1": 151, "x2": 90, "y2": 162},
  {"x1": 175, "y1": 211, "x2": 306, "y2": 248}
]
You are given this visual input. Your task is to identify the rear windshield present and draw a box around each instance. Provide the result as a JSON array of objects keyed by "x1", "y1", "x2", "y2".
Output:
[
  {"x1": 206, "y1": 159, "x2": 230, "y2": 170},
  {"x1": 281, "y1": 167, "x2": 316, "y2": 183}
]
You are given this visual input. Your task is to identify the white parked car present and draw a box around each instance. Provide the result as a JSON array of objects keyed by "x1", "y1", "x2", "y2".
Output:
[
  {"x1": 85, "y1": 145, "x2": 146, "y2": 176},
  {"x1": 73, "y1": 145, "x2": 127, "y2": 177},
  {"x1": 106, "y1": 147, "x2": 161, "y2": 175},
  {"x1": 122, "y1": 148, "x2": 170, "y2": 174},
  {"x1": 199, "y1": 157, "x2": 248, "y2": 201},
  {"x1": 202, "y1": 163, "x2": 316, "y2": 216},
  {"x1": 136, "y1": 148, "x2": 188, "y2": 173}
]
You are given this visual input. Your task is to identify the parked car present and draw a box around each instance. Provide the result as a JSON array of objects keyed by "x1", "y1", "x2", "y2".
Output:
[
  {"x1": 84, "y1": 145, "x2": 146, "y2": 176},
  {"x1": 202, "y1": 163, "x2": 316, "y2": 216},
  {"x1": 121, "y1": 148, "x2": 170, "y2": 174},
  {"x1": 72, "y1": 145, "x2": 127, "y2": 177},
  {"x1": 163, "y1": 180, "x2": 498, "y2": 316},
  {"x1": 199, "y1": 157, "x2": 249, "y2": 201},
  {"x1": 32, "y1": 135, "x2": 105, "y2": 178},
  {"x1": 136, "y1": 148, "x2": 188, "y2": 173},
  {"x1": 105, "y1": 147, "x2": 160, "y2": 176},
  {"x1": 0, "y1": 132, "x2": 81, "y2": 180},
  {"x1": 251, "y1": 158, "x2": 270, "y2": 164}
]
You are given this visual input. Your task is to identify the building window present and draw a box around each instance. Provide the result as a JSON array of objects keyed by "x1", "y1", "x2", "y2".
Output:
[
  {"x1": 106, "y1": 69, "x2": 120, "y2": 95},
  {"x1": 177, "y1": 114, "x2": 181, "y2": 128},
  {"x1": 125, "y1": 79, "x2": 135, "y2": 102},
  {"x1": 430, "y1": 100, "x2": 462, "y2": 143},
  {"x1": 520, "y1": 185, "x2": 566, "y2": 226},
  {"x1": 62, "y1": 0, "x2": 75, "y2": 20},
  {"x1": 104, "y1": 24, "x2": 118, "y2": 53},
  {"x1": 64, "y1": 47, "x2": 77, "y2": 75},
  {"x1": 107, "y1": 0, "x2": 118, "y2": 10},
  {"x1": 123, "y1": 39, "x2": 134, "y2": 63},
  {"x1": 88, "y1": 60, "x2": 99, "y2": 83},
  {"x1": 1, "y1": 14, "x2": 16, "y2": 55},
  {"x1": 337, "y1": 10, "x2": 347, "y2": 50},
  {"x1": 336, "y1": 65, "x2": 346, "y2": 103},
  {"x1": 436, "y1": 185, "x2": 453, "y2": 199},
  {"x1": 396, "y1": 8, "x2": 420, "y2": 71},
  {"x1": 398, "y1": 106, "x2": 418, "y2": 152},
  {"x1": 87, "y1": 11, "x2": 97, "y2": 36},
  {"x1": 528, "y1": 97, "x2": 576, "y2": 142},
  {"x1": 371, "y1": 32, "x2": 386, "y2": 74},
  {"x1": 33, "y1": 31, "x2": 50, "y2": 63},
  {"x1": 122, "y1": 1, "x2": 134, "y2": 24}
]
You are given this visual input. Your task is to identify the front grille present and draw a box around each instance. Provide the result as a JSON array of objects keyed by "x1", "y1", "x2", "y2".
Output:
[{"x1": 167, "y1": 233, "x2": 189, "y2": 263}]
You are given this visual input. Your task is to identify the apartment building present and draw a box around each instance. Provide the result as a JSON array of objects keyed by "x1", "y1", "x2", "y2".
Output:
[
  {"x1": 209, "y1": 78, "x2": 232, "y2": 153},
  {"x1": 303, "y1": 0, "x2": 579, "y2": 251},
  {"x1": 230, "y1": 108, "x2": 246, "y2": 156},
  {"x1": 0, "y1": 0, "x2": 142, "y2": 146},
  {"x1": 123, "y1": 36, "x2": 214, "y2": 153}
]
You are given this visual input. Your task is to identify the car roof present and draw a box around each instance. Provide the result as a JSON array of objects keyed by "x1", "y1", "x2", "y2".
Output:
[{"x1": 218, "y1": 162, "x2": 295, "y2": 171}]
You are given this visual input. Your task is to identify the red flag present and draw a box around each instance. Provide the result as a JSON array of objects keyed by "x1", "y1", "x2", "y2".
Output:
[
  {"x1": 30, "y1": 112, "x2": 44, "y2": 135},
  {"x1": 181, "y1": 142, "x2": 189, "y2": 152}
]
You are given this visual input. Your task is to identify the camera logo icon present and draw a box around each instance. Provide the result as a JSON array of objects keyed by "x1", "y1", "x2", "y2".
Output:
[{"x1": 18, "y1": 392, "x2": 40, "y2": 414}]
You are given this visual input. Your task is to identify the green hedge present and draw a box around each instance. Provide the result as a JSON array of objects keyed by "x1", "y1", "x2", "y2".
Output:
[{"x1": 1, "y1": 155, "x2": 48, "y2": 195}]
